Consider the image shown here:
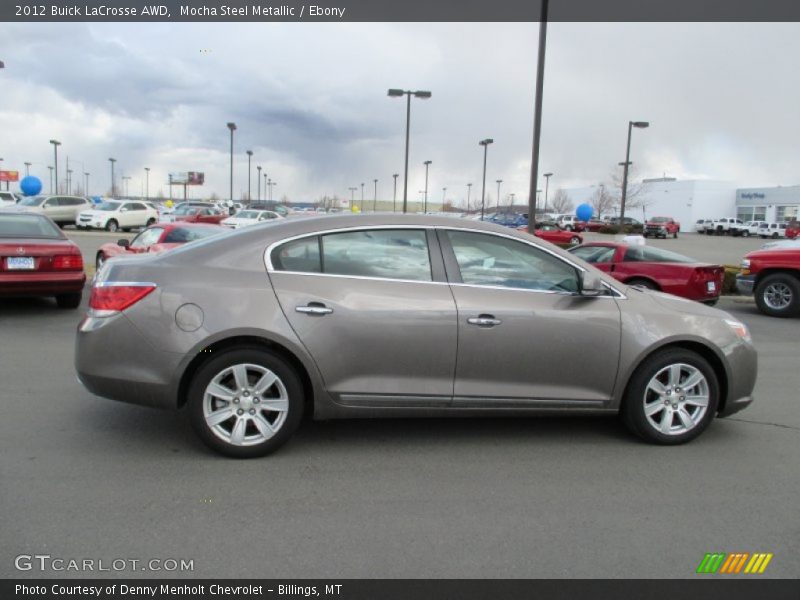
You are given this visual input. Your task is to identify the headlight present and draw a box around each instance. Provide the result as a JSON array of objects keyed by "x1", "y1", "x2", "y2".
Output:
[
  {"x1": 740, "y1": 259, "x2": 750, "y2": 269},
  {"x1": 724, "y1": 319, "x2": 751, "y2": 342}
]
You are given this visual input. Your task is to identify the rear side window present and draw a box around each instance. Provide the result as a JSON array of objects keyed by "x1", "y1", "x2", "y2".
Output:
[
  {"x1": 272, "y1": 237, "x2": 322, "y2": 273},
  {"x1": 570, "y1": 245, "x2": 616, "y2": 264},
  {"x1": 321, "y1": 229, "x2": 431, "y2": 281}
]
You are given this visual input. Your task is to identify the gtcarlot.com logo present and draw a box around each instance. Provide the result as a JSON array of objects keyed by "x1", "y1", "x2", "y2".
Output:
[{"x1": 696, "y1": 552, "x2": 773, "y2": 574}]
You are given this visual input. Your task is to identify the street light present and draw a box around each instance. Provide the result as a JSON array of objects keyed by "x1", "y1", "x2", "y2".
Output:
[
  {"x1": 84, "y1": 172, "x2": 90, "y2": 197},
  {"x1": 348, "y1": 186, "x2": 357, "y2": 210},
  {"x1": 50, "y1": 140, "x2": 61, "y2": 194},
  {"x1": 467, "y1": 183, "x2": 472, "y2": 211},
  {"x1": 67, "y1": 169, "x2": 73, "y2": 194},
  {"x1": 373, "y1": 179, "x2": 378, "y2": 211},
  {"x1": 24, "y1": 162, "x2": 31, "y2": 176},
  {"x1": 478, "y1": 138, "x2": 494, "y2": 220},
  {"x1": 108, "y1": 157, "x2": 116, "y2": 197},
  {"x1": 226, "y1": 122, "x2": 236, "y2": 202},
  {"x1": 48, "y1": 166, "x2": 54, "y2": 194},
  {"x1": 423, "y1": 160, "x2": 432, "y2": 214},
  {"x1": 495, "y1": 179, "x2": 503, "y2": 212},
  {"x1": 257, "y1": 166, "x2": 262, "y2": 201},
  {"x1": 387, "y1": 88, "x2": 432, "y2": 213},
  {"x1": 620, "y1": 121, "x2": 649, "y2": 222},
  {"x1": 144, "y1": 167, "x2": 150, "y2": 200},
  {"x1": 360, "y1": 182, "x2": 364, "y2": 211},
  {"x1": 543, "y1": 172, "x2": 553, "y2": 215},
  {"x1": 442, "y1": 187, "x2": 447, "y2": 210},
  {"x1": 246, "y1": 150, "x2": 253, "y2": 203},
  {"x1": 263, "y1": 172, "x2": 268, "y2": 203},
  {"x1": 392, "y1": 173, "x2": 399, "y2": 212}
]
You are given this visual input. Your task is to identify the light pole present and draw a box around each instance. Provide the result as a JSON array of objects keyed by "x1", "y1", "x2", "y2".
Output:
[
  {"x1": 256, "y1": 166, "x2": 262, "y2": 201},
  {"x1": 423, "y1": 160, "x2": 432, "y2": 214},
  {"x1": 373, "y1": 178, "x2": 378, "y2": 211},
  {"x1": 108, "y1": 157, "x2": 116, "y2": 197},
  {"x1": 48, "y1": 166, "x2": 54, "y2": 194},
  {"x1": 392, "y1": 173, "x2": 399, "y2": 212},
  {"x1": 246, "y1": 150, "x2": 253, "y2": 203},
  {"x1": 387, "y1": 88, "x2": 432, "y2": 213},
  {"x1": 263, "y1": 172, "x2": 268, "y2": 203},
  {"x1": 510, "y1": 193, "x2": 516, "y2": 206},
  {"x1": 527, "y1": 0, "x2": 549, "y2": 233},
  {"x1": 226, "y1": 122, "x2": 236, "y2": 202},
  {"x1": 620, "y1": 121, "x2": 649, "y2": 222},
  {"x1": 66, "y1": 169, "x2": 72, "y2": 194},
  {"x1": 348, "y1": 186, "x2": 357, "y2": 210},
  {"x1": 50, "y1": 140, "x2": 61, "y2": 194},
  {"x1": 479, "y1": 138, "x2": 494, "y2": 220},
  {"x1": 360, "y1": 182, "x2": 364, "y2": 211},
  {"x1": 495, "y1": 179, "x2": 503, "y2": 212},
  {"x1": 24, "y1": 162, "x2": 31, "y2": 176},
  {"x1": 442, "y1": 187, "x2": 447, "y2": 210},
  {"x1": 84, "y1": 172, "x2": 90, "y2": 197},
  {"x1": 467, "y1": 183, "x2": 472, "y2": 211},
  {"x1": 543, "y1": 172, "x2": 553, "y2": 215},
  {"x1": 144, "y1": 167, "x2": 150, "y2": 200}
]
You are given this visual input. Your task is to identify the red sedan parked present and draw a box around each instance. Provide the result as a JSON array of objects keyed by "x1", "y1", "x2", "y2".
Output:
[
  {"x1": 519, "y1": 223, "x2": 583, "y2": 245},
  {"x1": 167, "y1": 205, "x2": 228, "y2": 224},
  {"x1": 96, "y1": 222, "x2": 227, "y2": 269},
  {"x1": 569, "y1": 241, "x2": 724, "y2": 304},
  {"x1": 0, "y1": 212, "x2": 85, "y2": 308}
]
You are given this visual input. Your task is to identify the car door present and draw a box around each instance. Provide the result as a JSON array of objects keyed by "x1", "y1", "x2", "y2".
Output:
[
  {"x1": 440, "y1": 228, "x2": 622, "y2": 406},
  {"x1": 267, "y1": 227, "x2": 458, "y2": 406}
]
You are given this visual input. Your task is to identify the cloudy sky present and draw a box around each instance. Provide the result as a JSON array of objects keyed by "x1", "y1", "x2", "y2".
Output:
[{"x1": 1, "y1": 22, "x2": 798, "y2": 206}]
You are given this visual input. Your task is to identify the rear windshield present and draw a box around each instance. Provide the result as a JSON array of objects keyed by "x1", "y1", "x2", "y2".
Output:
[
  {"x1": 623, "y1": 245, "x2": 694, "y2": 263},
  {"x1": 0, "y1": 214, "x2": 64, "y2": 238}
]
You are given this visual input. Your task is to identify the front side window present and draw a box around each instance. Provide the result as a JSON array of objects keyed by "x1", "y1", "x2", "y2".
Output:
[
  {"x1": 570, "y1": 245, "x2": 617, "y2": 264},
  {"x1": 321, "y1": 229, "x2": 432, "y2": 281},
  {"x1": 446, "y1": 230, "x2": 579, "y2": 293},
  {"x1": 131, "y1": 227, "x2": 164, "y2": 248}
]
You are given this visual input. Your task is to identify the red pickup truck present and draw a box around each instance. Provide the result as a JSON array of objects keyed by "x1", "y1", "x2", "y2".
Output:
[
  {"x1": 644, "y1": 217, "x2": 680, "y2": 238},
  {"x1": 737, "y1": 247, "x2": 800, "y2": 317}
]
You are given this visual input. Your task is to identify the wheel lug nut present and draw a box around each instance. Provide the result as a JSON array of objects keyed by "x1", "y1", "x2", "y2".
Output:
[
  {"x1": 233, "y1": 398, "x2": 239, "y2": 403},
  {"x1": 249, "y1": 409, "x2": 256, "y2": 415},
  {"x1": 254, "y1": 398, "x2": 260, "y2": 403},
  {"x1": 237, "y1": 409, "x2": 244, "y2": 416}
]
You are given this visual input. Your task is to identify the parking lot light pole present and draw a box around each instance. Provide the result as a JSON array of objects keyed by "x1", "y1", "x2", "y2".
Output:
[
  {"x1": 422, "y1": 160, "x2": 432, "y2": 214},
  {"x1": 256, "y1": 166, "x2": 262, "y2": 201},
  {"x1": 373, "y1": 179, "x2": 378, "y2": 211},
  {"x1": 620, "y1": 121, "x2": 649, "y2": 222},
  {"x1": 543, "y1": 172, "x2": 553, "y2": 214},
  {"x1": 348, "y1": 186, "x2": 357, "y2": 210},
  {"x1": 387, "y1": 88, "x2": 432, "y2": 213},
  {"x1": 24, "y1": 162, "x2": 31, "y2": 176},
  {"x1": 108, "y1": 157, "x2": 116, "y2": 197},
  {"x1": 50, "y1": 140, "x2": 61, "y2": 194},
  {"x1": 392, "y1": 173, "x2": 399, "y2": 212},
  {"x1": 263, "y1": 172, "x2": 268, "y2": 202},
  {"x1": 67, "y1": 169, "x2": 73, "y2": 194},
  {"x1": 246, "y1": 150, "x2": 253, "y2": 203},
  {"x1": 479, "y1": 138, "x2": 494, "y2": 220},
  {"x1": 84, "y1": 172, "x2": 90, "y2": 197},
  {"x1": 496, "y1": 179, "x2": 503, "y2": 212},
  {"x1": 226, "y1": 122, "x2": 236, "y2": 202},
  {"x1": 467, "y1": 183, "x2": 472, "y2": 210},
  {"x1": 360, "y1": 182, "x2": 364, "y2": 211},
  {"x1": 144, "y1": 167, "x2": 150, "y2": 200}
]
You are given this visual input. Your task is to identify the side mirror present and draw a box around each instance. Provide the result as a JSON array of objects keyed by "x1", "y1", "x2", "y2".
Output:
[
  {"x1": 117, "y1": 239, "x2": 130, "y2": 248},
  {"x1": 579, "y1": 271, "x2": 606, "y2": 297}
]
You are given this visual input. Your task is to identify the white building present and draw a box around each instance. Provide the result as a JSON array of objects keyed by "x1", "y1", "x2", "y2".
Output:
[{"x1": 735, "y1": 185, "x2": 800, "y2": 223}]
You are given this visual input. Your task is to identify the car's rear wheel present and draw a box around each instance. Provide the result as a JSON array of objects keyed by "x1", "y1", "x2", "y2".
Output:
[
  {"x1": 622, "y1": 349, "x2": 719, "y2": 445},
  {"x1": 772, "y1": 232, "x2": 779, "y2": 239},
  {"x1": 673, "y1": 231, "x2": 678, "y2": 238},
  {"x1": 55, "y1": 293, "x2": 82, "y2": 309},
  {"x1": 627, "y1": 278, "x2": 658, "y2": 290},
  {"x1": 106, "y1": 219, "x2": 119, "y2": 233},
  {"x1": 754, "y1": 273, "x2": 800, "y2": 317},
  {"x1": 146, "y1": 218, "x2": 156, "y2": 227},
  {"x1": 569, "y1": 236, "x2": 581, "y2": 245},
  {"x1": 188, "y1": 348, "x2": 304, "y2": 458}
]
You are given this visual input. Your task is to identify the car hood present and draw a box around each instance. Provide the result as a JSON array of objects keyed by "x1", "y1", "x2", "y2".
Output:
[{"x1": 79, "y1": 209, "x2": 114, "y2": 217}]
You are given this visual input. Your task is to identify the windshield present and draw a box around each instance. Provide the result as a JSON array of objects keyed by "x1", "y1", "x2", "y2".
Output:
[
  {"x1": 649, "y1": 217, "x2": 669, "y2": 223},
  {"x1": 18, "y1": 196, "x2": 46, "y2": 207},
  {"x1": 0, "y1": 214, "x2": 64, "y2": 238},
  {"x1": 96, "y1": 202, "x2": 121, "y2": 211},
  {"x1": 236, "y1": 210, "x2": 259, "y2": 219}
]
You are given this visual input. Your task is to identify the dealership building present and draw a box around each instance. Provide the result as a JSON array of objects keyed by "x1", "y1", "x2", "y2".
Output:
[{"x1": 562, "y1": 180, "x2": 800, "y2": 227}]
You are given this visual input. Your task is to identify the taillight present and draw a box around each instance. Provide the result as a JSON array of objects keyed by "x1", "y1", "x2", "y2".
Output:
[
  {"x1": 53, "y1": 254, "x2": 84, "y2": 270},
  {"x1": 89, "y1": 283, "x2": 156, "y2": 313}
]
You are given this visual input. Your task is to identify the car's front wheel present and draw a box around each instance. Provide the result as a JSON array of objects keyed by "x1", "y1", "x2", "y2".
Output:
[
  {"x1": 106, "y1": 219, "x2": 119, "y2": 233},
  {"x1": 754, "y1": 273, "x2": 800, "y2": 318},
  {"x1": 569, "y1": 236, "x2": 581, "y2": 245},
  {"x1": 188, "y1": 348, "x2": 304, "y2": 458},
  {"x1": 622, "y1": 349, "x2": 719, "y2": 445}
]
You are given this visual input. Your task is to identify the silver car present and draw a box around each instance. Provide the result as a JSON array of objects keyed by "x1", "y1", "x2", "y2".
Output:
[{"x1": 75, "y1": 215, "x2": 757, "y2": 457}]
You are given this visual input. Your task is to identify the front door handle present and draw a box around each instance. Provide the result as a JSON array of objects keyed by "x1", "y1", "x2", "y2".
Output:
[
  {"x1": 467, "y1": 315, "x2": 502, "y2": 327},
  {"x1": 295, "y1": 303, "x2": 333, "y2": 316}
]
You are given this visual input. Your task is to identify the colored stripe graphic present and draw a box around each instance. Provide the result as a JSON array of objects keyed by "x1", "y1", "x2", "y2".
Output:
[
  {"x1": 744, "y1": 553, "x2": 773, "y2": 574},
  {"x1": 697, "y1": 553, "x2": 726, "y2": 574}
]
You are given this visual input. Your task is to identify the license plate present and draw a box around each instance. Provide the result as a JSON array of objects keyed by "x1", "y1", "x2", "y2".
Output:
[
  {"x1": 707, "y1": 281, "x2": 717, "y2": 292},
  {"x1": 7, "y1": 256, "x2": 35, "y2": 270}
]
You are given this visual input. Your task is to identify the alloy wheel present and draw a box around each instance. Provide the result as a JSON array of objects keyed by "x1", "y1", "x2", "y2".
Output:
[
  {"x1": 763, "y1": 282, "x2": 793, "y2": 310},
  {"x1": 642, "y1": 363, "x2": 709, "y2": 436}
]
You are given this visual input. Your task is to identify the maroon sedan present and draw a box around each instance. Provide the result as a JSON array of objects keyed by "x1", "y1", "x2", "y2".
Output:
[
  {"x1": 569, "y1": 241, "x2": 724, "y2": 304},
  {"x1": 96, "y1": 222, "x2": 226, "y2": 269},
  {"x1": 519, "y1": 223, "x2": 583, "y2": 245},
  {"x1": 0, "y1": 212, "x2": 85, "y2": 308}
]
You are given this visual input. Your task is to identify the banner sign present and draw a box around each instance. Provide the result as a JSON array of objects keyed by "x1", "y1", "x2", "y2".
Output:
[{"x1": 0, "y1": 170, "x2": 20, "y2": 182}]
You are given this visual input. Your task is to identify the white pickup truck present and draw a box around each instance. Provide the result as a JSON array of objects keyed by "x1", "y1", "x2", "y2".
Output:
[{"x1": 707, "y1": 217, "x2": 744, "y2": 236}]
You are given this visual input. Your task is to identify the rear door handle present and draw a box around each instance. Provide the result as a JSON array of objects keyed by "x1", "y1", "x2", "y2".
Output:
[
  {"x1": 295, "y1": 303, "x2": 333, "y2": 316},
  {"x1": 467, "y1": 315, "x2": 502, "y2": 327}
]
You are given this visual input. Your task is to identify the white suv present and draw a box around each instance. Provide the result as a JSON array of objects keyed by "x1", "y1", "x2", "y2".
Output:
[
  {"x1": 76, "y1": 200, "x2": 159, "y2": 232},
  {"x1": 759, "y1": 222, "x2": 787, "y2": 239},
  {"x1": 741, "y1": 221, "x2": 767, "y2": 237},
  {"x1": 708, "y1": 217, "x2": 744, "y2": 235},
  {"x1": 0, "y1": 191, "x2": 21, "y2": 206},
  {"x1": 8, "y1": 195, "x2": 93, "y2": 227}
]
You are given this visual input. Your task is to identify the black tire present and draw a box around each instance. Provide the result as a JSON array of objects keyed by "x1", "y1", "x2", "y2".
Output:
[
  {"x1": 146, "y1": 218, "x2": 156, "y2": 227},
  {"x1": 754, "y1": 273, "x2": 800, "y2": 318},
  {"x1": 569, "y1": 236, "x2": 581, "y2": 245},
  {"x1": 772, "y1": 232, "x2": 779, "y2": 239},
  {"x1": 622, "y1": 348, "x2": 720, "y2": 445},
  {"x1": 673, "y1": 231, "x2": 678, "y2": 239},
  {"x1": 627, "y1": 278, "x2": 658, "y2": 290},
  {"x1": 106, "y1": 219, "x2": 119, "y2": 233},
  {"x1": 188, "y1": 347, "x2": 305, "y2": 458},
  {"x1": 55, "y1": 293, "x2": 82, "y2": 309},
  {"x1": 741, "y1": 230, "x2": 749, "y2": 238},
  {"x1": 96, "y1": 252, "x2": 106, "y2": 270}
]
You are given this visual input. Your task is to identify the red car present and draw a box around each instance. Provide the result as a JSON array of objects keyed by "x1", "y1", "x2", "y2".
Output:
[
  {"x1": 167, "y1": 205, "x2": 228, "y2": 224},
  {"x1": 786, "y1": 221, "x2": 799, "y2": 240},
  {"x1": 520, "y1": 223, "x2": 583, "y2": 245},
  {"x1": 0, "y1": 212, "x2": 85, "y2": 308},
  {"x1": 96, "y1": 222, "x2": 227, "y2": 269},
  {"x1": 583, "y1": 219, "x2": 607, "y2": 232},
  {"x1": 569, "y1": 241, "x2": 724, "y2": 304}
]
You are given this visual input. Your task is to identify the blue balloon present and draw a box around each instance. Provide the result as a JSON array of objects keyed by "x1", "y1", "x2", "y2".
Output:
[
  {"x1": 576, "y1": 203, "x2": 593, "y2": 222},
  {"x1": 20, "y1": 175, "x2": 43, "y2": 196}
]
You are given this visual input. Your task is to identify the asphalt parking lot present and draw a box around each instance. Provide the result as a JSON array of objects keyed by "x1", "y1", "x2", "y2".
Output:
[{"x1": 0, "y1": 229, "x2": 798, "y2": 579}]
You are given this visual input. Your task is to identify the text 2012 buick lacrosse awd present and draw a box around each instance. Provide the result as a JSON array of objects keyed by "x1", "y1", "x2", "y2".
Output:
[{"x1": 75, "y1": 214, "x2": 756, "y2": 457}]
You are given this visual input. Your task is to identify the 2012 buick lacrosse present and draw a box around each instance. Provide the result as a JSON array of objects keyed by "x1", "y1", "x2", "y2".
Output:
[{"x1": 75, "y1": 214, "x2": 756, "y2": 457}]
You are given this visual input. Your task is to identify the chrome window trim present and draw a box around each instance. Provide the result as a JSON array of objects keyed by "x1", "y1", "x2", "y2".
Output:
[{"x1": 262, "y1": 223, "x2": 626, "y2": 298}]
